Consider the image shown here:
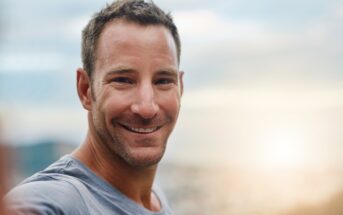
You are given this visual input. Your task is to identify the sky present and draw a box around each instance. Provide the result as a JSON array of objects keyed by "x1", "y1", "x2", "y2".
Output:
[{"x1": 0, "y1": 0, "x2": 342, "y2": 170}]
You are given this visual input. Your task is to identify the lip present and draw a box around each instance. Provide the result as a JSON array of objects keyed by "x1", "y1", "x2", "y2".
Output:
[{"x1": 118, "y1": 122, "x2": 164, "y2": 134}]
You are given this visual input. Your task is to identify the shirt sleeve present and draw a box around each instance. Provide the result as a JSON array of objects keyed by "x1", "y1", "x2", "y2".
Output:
[{"x1": 5, "y1": 180, "x2": 85, "y2": 215}]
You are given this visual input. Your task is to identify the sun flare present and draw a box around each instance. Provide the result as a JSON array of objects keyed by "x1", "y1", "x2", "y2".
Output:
[{"x1": 257, "y1": 129, "x2": 308, "y2": 169}]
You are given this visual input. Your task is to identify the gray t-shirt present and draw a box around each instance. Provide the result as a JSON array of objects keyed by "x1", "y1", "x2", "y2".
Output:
[{"x1": 6, "y1": 155, "x2": 173, "y2": 215}]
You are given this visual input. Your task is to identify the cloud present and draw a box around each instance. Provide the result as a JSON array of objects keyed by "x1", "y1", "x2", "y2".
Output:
[
  {"x1": 0, "y1": 53, "x2": 64, "y2": 73},
  {"x1": 172, "y1": 8, "x2": 343, "y2": 89},
  {"x1": 0, "y1": 105, "x2": 87, "y2": 145},
  {"x1": 183, "y1": 86, "x2": 343, "y2": 110},
  {"x1": 64, "y1": 16, "x2": 91, "y2": 41},
  {"x1": 155, "y1": 0, "x2": 227, "y2": 11},
  {"x1": 174, "y1": 10, "x2": 267, "y2": 43}
]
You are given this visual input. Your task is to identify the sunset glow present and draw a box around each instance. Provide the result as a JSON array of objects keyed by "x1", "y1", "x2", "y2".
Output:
[{"x1": 257, "y1": 128, "x2": 307, "y2": 169}]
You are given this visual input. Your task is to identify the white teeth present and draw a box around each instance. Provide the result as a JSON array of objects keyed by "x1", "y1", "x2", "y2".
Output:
[
  {"x1": 119, "y1": 123, "x2": 161, "y2": 134},
  {"x1": 129, "y1": 127, "x2": 158, "y2": 133}
]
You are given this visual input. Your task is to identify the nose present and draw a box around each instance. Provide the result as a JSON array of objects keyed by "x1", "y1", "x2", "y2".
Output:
[{"x1": 130, "y1": 83, "x2": 159, "y2": 119}]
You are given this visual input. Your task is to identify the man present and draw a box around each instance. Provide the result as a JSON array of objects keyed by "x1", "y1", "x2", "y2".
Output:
[{"x1": 6, "y1": 0, "x2": 183, "y2": 214}]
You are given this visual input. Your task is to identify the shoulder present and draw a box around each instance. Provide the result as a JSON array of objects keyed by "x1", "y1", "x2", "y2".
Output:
[
  {"x1": 6, "y1": 177, "x2": 87, "y2": 215},
  {"x1": 5, "y1": 155, "x2": 91, "y2": 215}
]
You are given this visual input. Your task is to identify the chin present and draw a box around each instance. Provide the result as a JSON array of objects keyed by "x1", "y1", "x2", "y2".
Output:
[{"x1": 123, "y1": 147, "x2": 166, "y2": 168}]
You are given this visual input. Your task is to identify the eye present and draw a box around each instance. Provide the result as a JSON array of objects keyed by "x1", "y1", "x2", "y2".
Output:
[
  {"x1": 155, "y1": 78, "x2": 175, "y2": 85},
  {"x1": 111, "y1": 77, "x2": 134, "y2": 84}
]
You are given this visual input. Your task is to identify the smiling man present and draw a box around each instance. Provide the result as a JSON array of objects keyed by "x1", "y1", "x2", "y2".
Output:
[{"x1": 6, "y1": 0, "x2": 182, "y2": 214}]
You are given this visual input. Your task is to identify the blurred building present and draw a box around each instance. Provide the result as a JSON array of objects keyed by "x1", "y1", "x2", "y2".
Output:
[{"x1": 13, "y1": 141, "x2": 76, "y2": 183}]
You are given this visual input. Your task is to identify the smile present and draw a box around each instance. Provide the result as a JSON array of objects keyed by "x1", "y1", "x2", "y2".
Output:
[{"x1": 119, "y1": 123, "x2": 163, "y2": 134}]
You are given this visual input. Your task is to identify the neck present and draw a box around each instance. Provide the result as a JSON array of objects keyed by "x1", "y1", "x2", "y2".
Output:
[{"x1": 72, "y1": 131, "x2": 161, "y2": 211}]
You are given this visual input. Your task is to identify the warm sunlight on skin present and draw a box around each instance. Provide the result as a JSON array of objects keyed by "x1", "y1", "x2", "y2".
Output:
[{"x1": 257, "y1": 128, "x2": 308, "y2": 170}]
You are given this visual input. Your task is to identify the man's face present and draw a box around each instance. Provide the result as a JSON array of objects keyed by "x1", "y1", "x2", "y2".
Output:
[{"x1": 86, "y1": 20, "x2": 183, "y2": 168}]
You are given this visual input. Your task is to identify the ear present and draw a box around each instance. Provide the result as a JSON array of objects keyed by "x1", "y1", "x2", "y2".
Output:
[
  {"x1": 179, "y1": 71, "x2": 184, "y2": 96},
  {"x1": 76, "y1": 68, "x2": 92, "y2": 111}
]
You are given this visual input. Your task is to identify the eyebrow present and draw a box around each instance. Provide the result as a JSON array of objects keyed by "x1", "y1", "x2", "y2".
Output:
[
  {"x1": 105, "y1": 67, "x2": 136, "y2": 76},
  {"x1": 104, "y1": 66, "x2": 179, "y2": 77},
  {"x1": 156, "y1": 66, "x2": 179, "y2": 76},
  {"x1": 104, "y1": 67, "x2": 136, "y2": 78},
  {"x1": 156, "y1": 70, "x2": 178, "y2": 77}
]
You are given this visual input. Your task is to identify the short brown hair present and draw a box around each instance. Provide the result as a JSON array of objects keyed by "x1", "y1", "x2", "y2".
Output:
[{"x1": 81, "y1": 0, "x2": 181, "y2": 77}]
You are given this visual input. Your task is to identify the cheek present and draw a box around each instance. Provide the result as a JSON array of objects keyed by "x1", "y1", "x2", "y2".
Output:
[
  {"x1": 158, "y1": 91, "x2": 181, "y2": 117},
  {"x1": 97, "y1": 91, "x2": 132, "y2": 120}
]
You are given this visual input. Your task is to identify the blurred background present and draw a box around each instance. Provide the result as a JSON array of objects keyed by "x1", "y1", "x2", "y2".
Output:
[{"x1": 0, "y1": 0, "x2": 342, "y2": 214}]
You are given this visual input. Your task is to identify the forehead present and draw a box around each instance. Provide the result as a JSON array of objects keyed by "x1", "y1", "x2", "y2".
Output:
[{"x1": 94, "y1": 20, "x2": 178, "y2": 70}]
